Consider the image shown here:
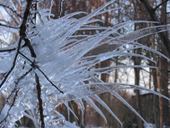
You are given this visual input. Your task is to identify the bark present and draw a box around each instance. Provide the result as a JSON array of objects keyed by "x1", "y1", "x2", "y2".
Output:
[
  {"x1": 137, "y1": 0, "x2": 170, "y2": 127},
  {"x1": 139, "y1": 0, "x2": 170, "y2": 56},
  {"x1": 134, "y1": 55, "x2": 143, "y2": 128},
  {"x1": 152, "y1": 68, "x2": 160, "y2": 128},
  {"x1": 158, "y1": 0, "x2": 169, "y2": 126},
  {"x1": 157, "y1": 57, "x2": 169, "y2": 127}
]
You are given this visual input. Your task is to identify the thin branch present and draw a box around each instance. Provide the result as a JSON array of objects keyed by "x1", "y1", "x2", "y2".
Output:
[
  {"x1": 0, "y1": 4, "x2": 22, "y2": 18},
  {"x1": 0, "y1": 47, "x2": 16, "y2": 52},
  {"x1": 153, "y1": 0, "x2": 169, "y2": 11},
  {"x1": 36, "y1": 67, "x2": 64, "y2": 94},
  {"x1": 18, "y1": 52, "x2": 64, "y2": 94},
  {"x1": 19, "y1": 0, "x2": 36, "y2": 58},
  {"x1": 0, "y1": 0, "x2": 33, "y2": 89},
  {"x1": 23, "y1": 38, "x2": 36, "y2": 57},
  {"x1": 19, "y1": 0, "x2": 33, "y2": 36},
  {"x1": 0, "y1": 38, "x2": 22, "y2": 88},
  {"x1": 140, "y1": 0, "x2": 170, "y2": 56},
  {"x1": 0, "y1": 69, "x2": 32, "y2": 123},
  {"x1": 0, "y1": 89, "x2": 19, "y2": 124},
  {"x1": 35, "y1": 73, "x2": 45, "y2": 128},
  {"x1": 18, "y1": 51, "x2": 33, "y2": 63},
  {"x1": 0, "y1": 43, "x2": 35, "y2": 54},
  {"x1": 0, "y1": 23, "x2": 19, "y2": 29},
  {"x1": 7, "y1": 68, "x2": 33, "y2": 102}
]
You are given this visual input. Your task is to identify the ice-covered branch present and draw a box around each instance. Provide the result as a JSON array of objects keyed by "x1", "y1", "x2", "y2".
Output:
[
  {"x1": 0, "y1": 0, "x2": 33, "y2": 88},
  {"x1": 153, "y1": 0, "x2": 169, "y2": 11},
  {"x1": 0, "y1": 89, "x2": 19, "y2": 124},
  {"x1": 18, "y1": 51, "x2": 64, "y2": 93},
  {"x1": 0, "y1": 3, "x2": 22, "y2": 18},
  {"x1": 35, "y1": 73, "x2": 45, "y2": 128},
  {"x1": 0, "y1": 23, "x2": 19, "y2": 29}
]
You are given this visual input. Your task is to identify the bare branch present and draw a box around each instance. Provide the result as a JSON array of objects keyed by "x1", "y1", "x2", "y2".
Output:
[
  {"x1": 7, "y1": 68, "x2": 33, "y2": 101},
  {"x1": 0, "y1": 68, "x2": 32, "y2": 124},
  {"x1": 140, "y1": 0, "x2": 170, "y2": 56},
  {"x1": 23, "y1": 38, "x2": 36, "y2": 57},
  {"x1": 0, "y1": 48, "x2": 16, "y2": 53},
  {"x1": 0, "y1": 4, "x2": 22, "y2": 18},
  {"x1": 0, "y1": 0, "x2": 33, "y2": 89},
  {"x1": 0, "y1": 89, "x2": 19, "y2": 124},
  {"x1": 18, "y1": 51, "x2": 64, "y2": 94},
  {"x1": 153, "y1": 0, "x2": 169, "y2": 11},
  {"x1": 0, "y1": 23, "x2": 19, "y2": 29},
  {"x1": 0, "y1": 38, "x2": 22, "y2": 88},
  {"x1": 36, "y1": 67, "x2": 64, "y2": 94}
]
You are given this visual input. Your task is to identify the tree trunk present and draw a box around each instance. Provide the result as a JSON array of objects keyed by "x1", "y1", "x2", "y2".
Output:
[
  {"x1": 157, "y1": 57, "x2": 169, "y2": 127},
  {"x1": 134, "y1": 57, "x2": 143, "y2": 128},
  {"x1": 152, "y1": 68, "x2": 160, "y2": 128},
  {"x1": 158, "y1": 0, "x2": 170, "y2": 127}
]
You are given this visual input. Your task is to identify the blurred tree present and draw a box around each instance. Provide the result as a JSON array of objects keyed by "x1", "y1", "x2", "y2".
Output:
[{"x1": 139, "y1": 0, "x2": 170, "y2": 127}]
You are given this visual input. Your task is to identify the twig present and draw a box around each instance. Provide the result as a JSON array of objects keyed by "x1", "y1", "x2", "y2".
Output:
[
  {"x1": 0, "y1": 0, "x2": 33, "y2": 88},
  {"x1": 19, "y1": 0, "x2": 36, "y2": 58},
  {"x1": 0, "y1": 4, "x2": 22, "y2": 18},
  {"x1": 0, "y1": 23, "x2": 18, "y2": 29},
  {"x1": 36, "y1": 67, "x2": 64, "y2": 94},
  {"x1": 35, "y1": 73, "x2": 45, "y2": 128},
  {"x1": 23, "y1": 38, "x2": 36, "y2": 57},
  {"x1": 0, "y1": 89, "x2": 19, "y2": 124},
  {"x1": 7, "y1": 68, "x2": 33, "y2": 101},
  {"x1": 18, "y1": 52, "x2": 64, "y2": 94},
  {"x1": 153, "y1": 0, "x2": 169, "y2": 11},
  {"x1": 0, "y1": 48, "x2": 16, "y2": 52},
  {"x1": 0, "y1": 69, "x2": 32, "y2": 124},
  {"x1": 0, "y1": 38, "x2": 22, "y2": 88}
]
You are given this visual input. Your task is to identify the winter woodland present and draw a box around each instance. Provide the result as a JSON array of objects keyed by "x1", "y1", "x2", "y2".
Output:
[{"x1": 0, "y1": 0, "x2": 170, "y2": 128}]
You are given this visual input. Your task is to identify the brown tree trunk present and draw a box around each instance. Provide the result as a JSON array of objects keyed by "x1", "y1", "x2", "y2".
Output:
[
  {"x1": 158, "y1": 0, "x2": 170, "y2": 127},
  {"x1": 157, "y1": 57, "x2": 169, "y2": 127},
  {"x1": 137, "y1": 0, "x2": 170, "y2": 127},
  {"x1": 152, "y1": 68, "x2": 160, "y2": 128},
  {"x1": 134, "y1": 55, "x2": 143, "y2": 128}
]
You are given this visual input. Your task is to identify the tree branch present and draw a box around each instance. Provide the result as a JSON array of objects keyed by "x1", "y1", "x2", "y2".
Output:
[
  {"x1": 153, "y1": 0, "x2": 169, "y2": 11},
  {"x1": 18, "y1": 51, "x2": 64, "y2": 94},
  {"x1": 0, "y1": 89, "x2": 19, "y2": 124},
  {"x1": 0, "y1": 47, "x2": 16, "y2": 52},
  {"x1": 0, "y1": 4, "x2": 22, "y2": 18},
  {"x1": 0, "y1": 23, "x2": 19, "y2": 29},
  {"x1": 35, "y1": 73, "x2": 45, "y2": 128},
  {"x1": 0, "y1": 0, "x2": 33, "y2": 89},
  {"x1": 7, "y1": 68, "x2": 33, "y2": 102},
  {"x1": 0, "y1": 37, "x2": 22, "y2": 88},
  {"x1": 140, "y1": 0, "x2": 170, "y2": 56}
]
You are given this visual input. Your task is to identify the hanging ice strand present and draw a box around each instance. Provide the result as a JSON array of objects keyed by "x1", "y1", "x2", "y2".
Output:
[{"x1": 0, "y1": 0, "x2": 169, "y2": 128}]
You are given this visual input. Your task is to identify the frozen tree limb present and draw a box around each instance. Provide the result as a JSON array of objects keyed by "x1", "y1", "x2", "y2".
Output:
[
  {"x1": 35, "y1": 73, "x2": 45, "y2": 128},
  {"x1": 0, "y1": 89, "x2": 19, "y2": 124},
  {"x1": 0, "y1": 23, "x2": 19, "y2": 29},
  {"x1": 0, "y1": 3, "x2": 22, "y2": 18},
  {"x1": 18, "y1": 51, "x2": 64, "y2": 93},
  {"x1": 0, "y1": 0, "x2": 33, "y2": 88},
  {"x1": 153, "y1": 0, "x2": 169, "y2": 11}
]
